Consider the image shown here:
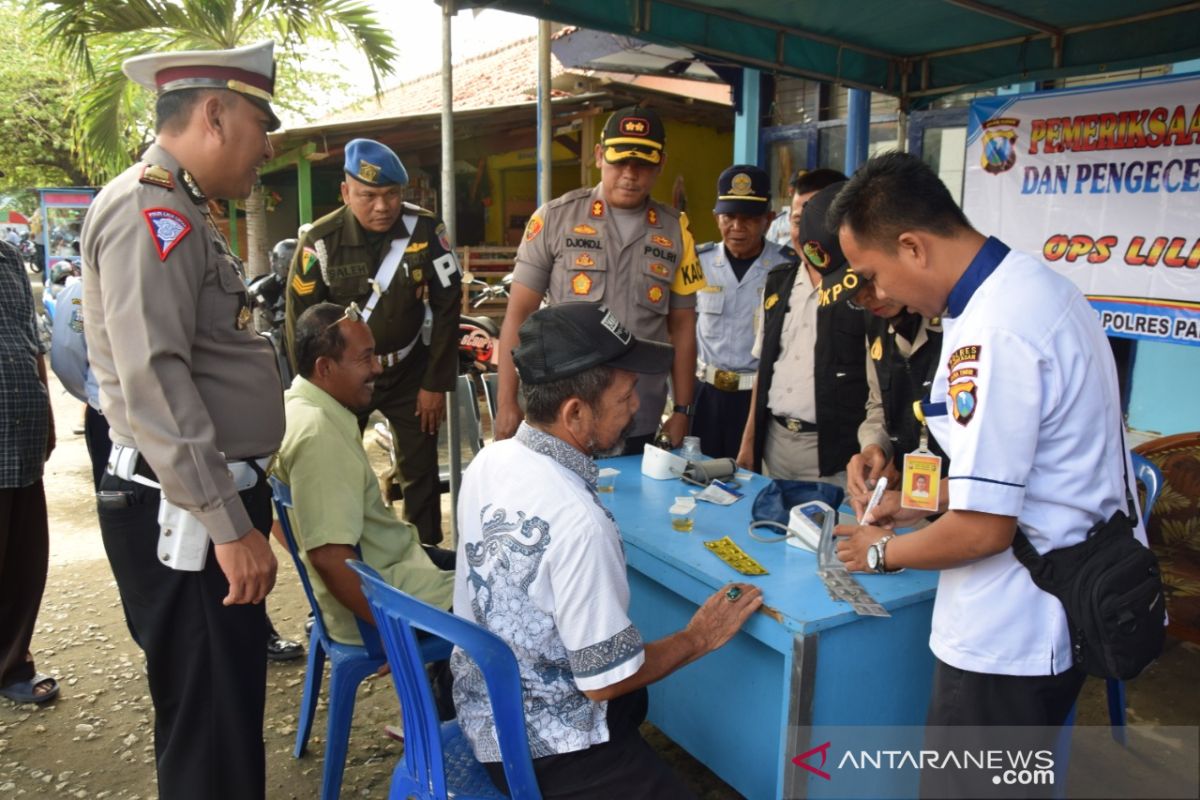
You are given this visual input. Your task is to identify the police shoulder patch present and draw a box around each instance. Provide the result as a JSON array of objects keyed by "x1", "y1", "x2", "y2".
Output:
[
  {"x1": 142, "y1": 208, "x2": 191, "y2": 261},
  {"x1": 524, "y1": 215, "x2": 543, "y2": 242},
  {"x1": 949, "y1": 379, "x2": 978, "y2": 426},
  {"x1": 300, "y1": 247, "x2": 320, "y2": 276}
]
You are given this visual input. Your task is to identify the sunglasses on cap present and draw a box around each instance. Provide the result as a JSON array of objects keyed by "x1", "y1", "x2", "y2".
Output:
[{"x1": 325, "y1": 301, "x2": 363, "y2": 331}]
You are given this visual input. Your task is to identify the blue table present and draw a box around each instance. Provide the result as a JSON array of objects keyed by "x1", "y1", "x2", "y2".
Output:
[{"x1": 598, "y1": 455, "x2": 938, "y2": 800}]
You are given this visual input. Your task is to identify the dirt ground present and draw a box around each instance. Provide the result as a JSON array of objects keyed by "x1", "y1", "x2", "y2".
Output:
[{"x1": 3, "y1": 277, "x2": 1197, "y2": 799}]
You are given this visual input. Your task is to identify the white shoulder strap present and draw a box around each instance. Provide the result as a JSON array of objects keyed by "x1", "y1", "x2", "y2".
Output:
[{"x1": 362, "y1": 213, "x2": 419, "y2": 323}]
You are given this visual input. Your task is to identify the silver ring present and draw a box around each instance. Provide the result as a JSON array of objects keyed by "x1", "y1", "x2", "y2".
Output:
[{"x1": 725, "y1": 586, "x2": 742, "y2": 602}]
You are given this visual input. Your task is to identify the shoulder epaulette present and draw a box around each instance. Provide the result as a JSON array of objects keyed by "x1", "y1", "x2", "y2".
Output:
[
  {"x1": 403, "y1": 201, "x2": 435, "y2": 218},
  {"x1": 546, "y1": 186, "x2": 594, "y2": 210},
  {"x1": 139, "y1": 164, "x2": 175, "y2": 190},
  {"x1": 696, "y1": 241, "x2": 716, "y2": 254}
]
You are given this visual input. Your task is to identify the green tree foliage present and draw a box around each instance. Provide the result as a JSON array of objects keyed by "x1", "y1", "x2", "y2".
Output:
[
  {"x1": 37, "y1": 0, "x2": 399, "y2": 182},
  {"x1": 0, "y1": 2, "x2": 98, "y2": 188}
]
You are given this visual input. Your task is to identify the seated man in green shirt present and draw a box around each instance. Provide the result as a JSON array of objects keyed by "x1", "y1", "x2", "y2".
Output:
[{"x1": 274, "y1": 302, "x2": 455, "y2": 648}]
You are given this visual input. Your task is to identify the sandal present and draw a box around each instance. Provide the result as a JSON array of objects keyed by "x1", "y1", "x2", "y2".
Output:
[{"x1": 0, "y1": 673, "x2": 60, "y2": 704}]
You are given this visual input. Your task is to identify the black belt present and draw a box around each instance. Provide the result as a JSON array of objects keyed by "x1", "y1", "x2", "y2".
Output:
[{"x1": 773, "y1": 414, "x2": 818, "y2": 433}]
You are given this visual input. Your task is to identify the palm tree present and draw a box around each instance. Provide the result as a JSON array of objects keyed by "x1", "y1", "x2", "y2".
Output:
[{"x1": 38, "y1": 0, "x2": 399, "y2": 274}]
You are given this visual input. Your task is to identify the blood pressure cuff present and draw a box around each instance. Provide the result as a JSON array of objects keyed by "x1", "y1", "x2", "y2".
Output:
[{"x1": 752, "y1": 480, "x2": 844, "y2": 526}]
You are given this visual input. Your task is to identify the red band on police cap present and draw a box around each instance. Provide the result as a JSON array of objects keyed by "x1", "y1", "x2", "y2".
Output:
[{"x1": 155, "y1": 65, "x2": 273, "y2": 95}]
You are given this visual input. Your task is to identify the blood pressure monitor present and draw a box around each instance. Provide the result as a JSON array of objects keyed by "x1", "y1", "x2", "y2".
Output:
[{"x1": 786, "y1": 500, "x2": 835, "y2": 552}]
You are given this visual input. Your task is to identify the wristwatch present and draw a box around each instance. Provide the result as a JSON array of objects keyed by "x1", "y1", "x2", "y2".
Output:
[
  {"x1": 866, "y1": 535, "x2": 898, "y2": 574},
  {"x1": 672, "y1": 403, "x2": 695, "y2": 417}
]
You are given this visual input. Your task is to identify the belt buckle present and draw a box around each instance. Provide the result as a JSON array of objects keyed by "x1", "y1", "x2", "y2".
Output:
[
  {"x1": 714, "y1": 369, "x2": 739, "y2": 393},
  {"x1": 786, "y1": 418, "x2": 802, "y2": 433}
]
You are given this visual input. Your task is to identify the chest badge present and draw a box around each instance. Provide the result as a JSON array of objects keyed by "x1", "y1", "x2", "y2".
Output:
[
  {"x1": 573, "y1": 223, "x2": 597, "y2": 235},
  {"x1": 764, "y1": 292, "x2": 779, "y2": 310},
  {"x1": 651, "y1": 234, "x2": 674, "y2": 248},
  {"x1": 571, "y1": 272, "x2": 593, "y2": 295},
  {"x1": 575, "y1": 253, "x2": 595, "y2": 268},
  {"x1": 647, "y1": 284, "x2": 664, "y2": 304},
  {"x1": 649, "y1": 262, "x2": 669, "y2": 278},
  {"x1": 236, "y1": 305, "x2": 252, "y2": 330},
  {"x1": 590, "y1": 199, "x2": 605, "y2": 218},
  {"x1": 646, "y1": 207, "x2": 659, "y2": 226},
  {"x1": 411, "y1": 268, "x2": 424, "y2": 283},
  {"x1": 870, "y1": 336, "x2": 883, "y2": 361}
]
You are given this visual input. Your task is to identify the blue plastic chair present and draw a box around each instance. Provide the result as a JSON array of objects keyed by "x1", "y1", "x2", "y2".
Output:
[
  {"x1": 269, "y1": 477, "x2": 451, "y2": 800},
  {"x1": 347, "y1": 560, "x2": 542, "y2": 800}
]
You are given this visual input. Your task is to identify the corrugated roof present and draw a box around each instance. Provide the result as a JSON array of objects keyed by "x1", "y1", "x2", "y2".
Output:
[{"x1": 318, "y1": 36, "x2": 572, "y2": 125}]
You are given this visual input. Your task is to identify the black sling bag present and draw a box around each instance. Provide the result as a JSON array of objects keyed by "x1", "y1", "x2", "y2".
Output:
[{"x1": 1010, "y1": 432, "x2": 1166, "y2": 680}]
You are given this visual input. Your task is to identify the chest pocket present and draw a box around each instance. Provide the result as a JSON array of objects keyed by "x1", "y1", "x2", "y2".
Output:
[
  {"x1": 328, "y1": 262, "x2": 370, "y2": 302},
  {"x1": 635, "y1": 258, "x2": 672, "y2": 316},
  {"x1": 559, "y1": 247, "x2": 606, "y2": 300},
  {"x1": 696, "y1": 289, "x2": 725, "y2": 316},
  {"x1": 207, "y1": 255, "x2": 254, "y2": 342}
]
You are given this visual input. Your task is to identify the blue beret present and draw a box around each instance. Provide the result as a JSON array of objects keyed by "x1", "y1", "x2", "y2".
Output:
[{"x1": 344, "y1": 138, "x2": 408, "y2": 187}]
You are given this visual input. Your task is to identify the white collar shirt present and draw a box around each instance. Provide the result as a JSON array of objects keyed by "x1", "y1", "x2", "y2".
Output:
[
  {"x1": 753, "y1": 267, "x2": 820, "y2": 422},
  {"x1": 451, "y1": 423, "x2": 646, "y2": 761},
  {"x1": 926, "y1": 239, "x2": 1144, "y2": 676},
  {"x1": 696, "y1": 241, "x2": 788, "y2": 374}
]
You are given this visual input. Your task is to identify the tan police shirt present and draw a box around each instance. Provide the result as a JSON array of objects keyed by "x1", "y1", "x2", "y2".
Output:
[
  {"x1": 513, "y1": 184, "x2": 705, "y2": 435},
  {"x1": 81, "y1": 143, "x2": 285, "y2": 544}
]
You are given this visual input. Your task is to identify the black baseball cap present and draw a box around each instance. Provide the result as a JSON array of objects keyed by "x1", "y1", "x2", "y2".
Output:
[
  {"x1": 797, "y1": 181, "x2": 847, "y2": 276},
  {"x1": 513, "y1": 303, "x2": 674, "y2": 384},
  {"x1": 714, "y1": 165, "x2": 771, "y2": 216},
  {"x1": 601, "y1": 106, "x2": 666, "y2": 165}
]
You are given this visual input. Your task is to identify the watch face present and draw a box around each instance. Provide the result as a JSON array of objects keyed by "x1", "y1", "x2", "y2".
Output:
[{"x1": 866, "y1": 544, "x2": 879, "y2": 571}]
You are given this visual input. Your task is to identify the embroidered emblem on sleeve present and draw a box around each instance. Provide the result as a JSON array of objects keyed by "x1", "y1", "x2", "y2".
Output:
[
  {"x1": 300, "y1": 247, "x2": 320, "y2": 275},
  {"x1": 142, "y1": 208, "x2": 192, "y2": 261},
  {"x1": 291, "y1": 272, "x2": 317, "y2": 296},
  {"x1": 524, "y1": 215, "x2": 543, "y2": 242},
  {"x1": 949, "y1": 380, "x2": 978, "y2": 426}
]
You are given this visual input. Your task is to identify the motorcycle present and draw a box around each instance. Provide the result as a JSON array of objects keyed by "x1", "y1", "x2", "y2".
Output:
[
  {"x1": 246, "y1": 238, "x2": 294, "y2": 386},
  {"x1": 19, "y1": 235, "x2": 40, "y2": 274}
]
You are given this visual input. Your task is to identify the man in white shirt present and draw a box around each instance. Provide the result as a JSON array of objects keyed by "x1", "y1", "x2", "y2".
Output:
[
  {"x1": 452, "y1": 302, "x2": 762, "y2": 799},
  {"x1": 829, "y1": 152, "x2": 1146, "y2": 795}
]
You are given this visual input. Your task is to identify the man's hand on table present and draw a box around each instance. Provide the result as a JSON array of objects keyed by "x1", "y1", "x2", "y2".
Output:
[
  {"x1": 833, "y1": 522, "x2": 890, "y2": 572},
  {"x1": 660, "y1": 411, "x2": 688, "y2": 449},
  {"x1": 685, "y1": 583, "x2": 763, "y2": 653}
]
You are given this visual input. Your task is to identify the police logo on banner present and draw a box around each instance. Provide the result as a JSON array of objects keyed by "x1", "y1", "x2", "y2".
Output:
[
  {"x1": 980, "y1": 118, "x2": 1019, "y2": 175},
  {"x1": 142, "y1": 208, "x2": 192, "y2": 261}
]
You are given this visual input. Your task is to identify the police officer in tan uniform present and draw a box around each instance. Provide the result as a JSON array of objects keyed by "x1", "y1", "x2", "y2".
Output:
[
  {"x1": 495, "y1": 107, "x2": 707, "y2": 451},
  {"x1": 284, "y1": 139, "x2": 461, "y2": 545},
  {"x1": 81, "y1": 41, "x2": 283, "y2": 800}
]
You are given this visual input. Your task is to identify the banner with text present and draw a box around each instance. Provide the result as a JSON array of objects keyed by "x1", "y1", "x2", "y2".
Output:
[{"x1": 963, "y1": 74, "x2": 1200, "y2": 346}]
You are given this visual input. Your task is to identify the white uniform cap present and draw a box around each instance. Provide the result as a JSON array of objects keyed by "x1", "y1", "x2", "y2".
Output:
[{"x1": 123, "y1": 40, "x2": 280, "y2": 131}]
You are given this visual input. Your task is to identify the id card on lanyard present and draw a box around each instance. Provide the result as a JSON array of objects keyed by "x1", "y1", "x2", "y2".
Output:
[{"x1": 902, "y1": 400, "x2": 944, "y2": 511}]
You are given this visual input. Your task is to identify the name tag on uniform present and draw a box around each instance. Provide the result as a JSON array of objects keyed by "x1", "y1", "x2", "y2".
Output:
[{"x1": 700, "y1": 285, "x2": 723, "y2": 293}]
